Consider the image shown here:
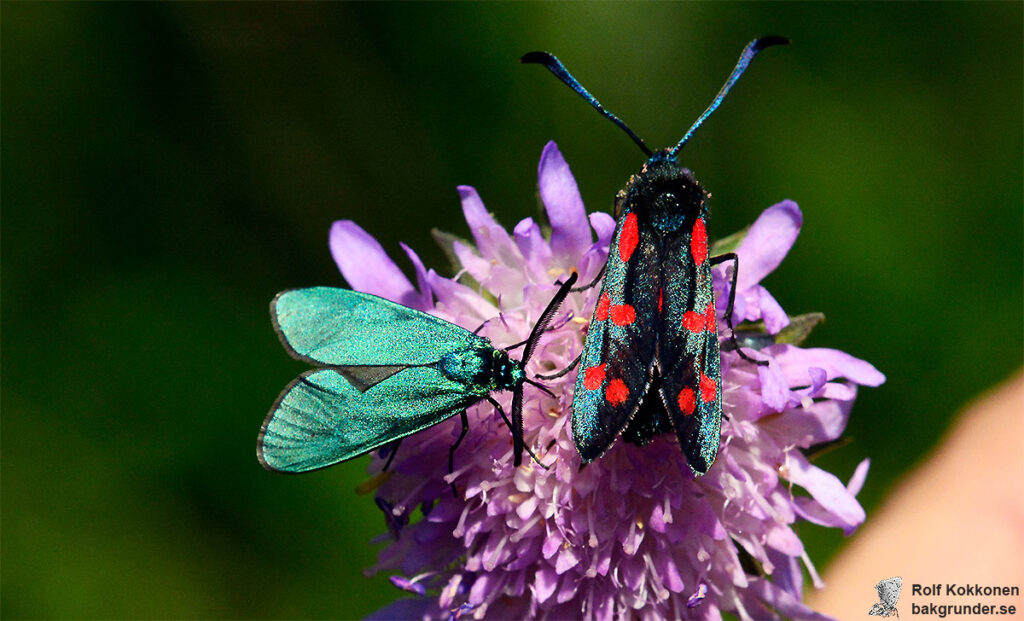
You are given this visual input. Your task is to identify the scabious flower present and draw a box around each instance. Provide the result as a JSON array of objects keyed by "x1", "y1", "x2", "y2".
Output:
[{"x1": 330, "y1": 141, "x2": 884, "y2": 620}]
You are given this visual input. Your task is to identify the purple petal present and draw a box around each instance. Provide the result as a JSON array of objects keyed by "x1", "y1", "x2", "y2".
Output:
[
  {"x1": 398, "y1": 242, "x2": 433, "y2": 311},
  {"x1": 533, "y1": 566, "x2": 559, "y2": 603},
  {"x1": 556, "y1": 571, "x2": 579, "y2": 602},
  {"x1": 767, "y1": 397, "x2": 854, "y2": 446},
  {"x1": 752, "y1": 286, "x2": 790, "y2": 333},
  {"x1": 329, "y1": 220, "x2": 416, "y2": 304},
  {"x1": 649, "y1": 502, "x2": 668, "y2": 533},
  {"x1": 758, "y1": 361, "x2": 792, "y2": 413},
  {"x1": 513, "y1": 217, "x2": 554, "y2": 282},
  {"x1": 786, "y1": 453, "x2": 866, "y2": 532},
  {"x1": 576, "y1": 212, "x2": 616, "y2": 283},
  {"x1": 793, "y1": 496, "x2": 844, "y2": 530},
  {"x1": 439, "y1": 574, "x2": 463, "y2": 608},
  {"x1": 426, "y1": 269, "x2": 499, "y2": 321},
  {"x1": 458, "y1": 186, "x2": 521, "y2": 265},
  {"x1": 589, "y1": 212, "x2": 616, "y2": 246},
  {"x1": 389, "y1": 575, "x2": 426, "y2": 596},
  {"x1": 577, "y1": 245, "x2": 608, "y2": 287},
  {"x1": 538, "y1": 141, "x2": 591, "y2": 262},
  {"x1": 794, "y1": 381, "x2": 857, "y2": 403},
  {"x1": 847, "y1": 458, "x2": 870, "y2": 496},
  {"x1": 620, "y1": 556, "x2": 645, "y2": 590},
  {"x1": 716, "y1": 279, "x2": 789, "y2": 330},
  {"x1": 765, "y1": 524, "x2": 804, "y2": 556},
  {"x1": 555, "y1": 544, "x2": 580, "y2": 574},
  {"x1": 767, "y1": 548, "x2": 804, "y2": 600},
  {"x1": 468, "y1": 573, "x2": 498, "y2": 606},
  {"x1": 735, "y1": 200, "x2": 802, "y2": 291},
  {"x1": 746, "y1": 578, "x2": 836, "y2": 621},
  {"x1": 807, "y1": 367, "x2": 828, "y2": 394},
  {"x1": 542, "y1": 532, "x2": 560, "y2": 559},
  {"x1": 452, "y1": 240, "x2": 494, "y2": 285},
  {"x1": 768, "y1": 344, "x2": 886, "y2": 387},
  {"x1": 656, "y1": 556, "x2": 685, "y2": 593}
]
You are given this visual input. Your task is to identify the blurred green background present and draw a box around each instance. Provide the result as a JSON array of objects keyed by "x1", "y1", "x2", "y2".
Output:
[{"x1": 3, "y1": 3, "x2": 1021, "y2": 618}]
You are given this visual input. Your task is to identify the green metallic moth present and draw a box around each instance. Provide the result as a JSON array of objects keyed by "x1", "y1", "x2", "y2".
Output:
[{"x1": 257, "y1": 272, "x2": 577, "y2": 476}]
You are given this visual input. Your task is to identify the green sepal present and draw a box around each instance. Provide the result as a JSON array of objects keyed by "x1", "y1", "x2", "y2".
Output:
[
  {"x1": 430, "y1": 228, "x2": 471, "y2": 275},
  {"x1": 430, "y1": 228, "x2": 487, "y2": 299},
  {"x1": 733, "y1": 309, "x2": 827, "y2": 350},
  {"x1": 775, "y1": 312, "x2": 825, "y2": 345},
  {"x1": 710, "y1": 225, "x2": 750, "y2": 256}
]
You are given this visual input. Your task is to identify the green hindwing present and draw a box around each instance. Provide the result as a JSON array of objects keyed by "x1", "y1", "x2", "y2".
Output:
[{"x1": 259, "y1": 367, "x2": 480, "y2": 473}]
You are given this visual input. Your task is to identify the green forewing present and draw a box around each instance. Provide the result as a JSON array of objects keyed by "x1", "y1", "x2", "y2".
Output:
[
  {"x1": 272, "y1": 287, "x2": 488, "y2": 366},
  {"x1": 258, "y1": 367, "x2": 481, "y2": 473}
]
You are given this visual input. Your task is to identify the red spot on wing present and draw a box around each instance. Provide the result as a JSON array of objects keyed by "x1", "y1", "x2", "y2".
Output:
[
  {"x1": 677, "y1": 388, "x2": 696, "y2": 415},
  {"x1": 658, "y1": 288, "x2": 663, "y2": 314},
  {"x1": 583, "y1": 364, "x2": 607, "y2": 390},
  {"x1": 619, "y1": 213, "x2": 639, "y2": 263},
  {"x1": 605, "y1": 378, "x2": 629, "y2": 405},
  {"x1": 595, "y1": 293, "x2": 610, "y2": 321},
  {"x1": 682, "y1": 311, "x2": 705, "y2": 333},
  {"x1": 691, "y1": 219, "x2": 708, "y2": 265},
  {"x1": 704, "y1": 301, "x2": 717, "y2": 334},
  {"x1": 700, "y1": 373, "x2": 717, "y2": 403},
  {"x1": 610, "y1": 304, "x2": 636, "y2": 326}
]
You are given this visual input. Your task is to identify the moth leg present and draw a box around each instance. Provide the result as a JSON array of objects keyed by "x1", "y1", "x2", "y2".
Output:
[
  {"x1": 448, "y1": 410, "x2": 470, "y2": 498},
  {"x1": 471, "y1": 314, "x2": 500, "y2": 335},
  {"x1": 710, "y1": 252, "x2": 768, "y2": 366},
  {"x1": 535, "y1": 351, "x2": 582, "y2": 380},
  {"x1": 382, "y1": 439, "x2": 403, "y2": 472},
  {"x1": 524, "y1": 378, "x2": 556, "y2": 398},
  {"x1": 571, "y1": 263, "x2": 605, "y2": 292},
  {"x1": 486, "y1": 396, "x2": 549, "y2": 470},
  {"x1": 503, "y1": 337, "x2": 529, "y2": 353}
]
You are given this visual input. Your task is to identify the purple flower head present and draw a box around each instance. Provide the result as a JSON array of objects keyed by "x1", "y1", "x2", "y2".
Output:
[{"x1": 332, "y1": 141, "x2": 884, "y2": 620}]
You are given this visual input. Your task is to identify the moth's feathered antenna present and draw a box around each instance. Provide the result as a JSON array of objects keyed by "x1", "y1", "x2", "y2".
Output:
[{"x1": 509, "y1": 271, "x2": 578, "y2": 466}]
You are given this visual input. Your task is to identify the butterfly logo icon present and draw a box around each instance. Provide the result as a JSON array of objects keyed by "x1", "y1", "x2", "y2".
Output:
[{"x1": 869, "y1": 576, "x2": 902, "y2": 617}]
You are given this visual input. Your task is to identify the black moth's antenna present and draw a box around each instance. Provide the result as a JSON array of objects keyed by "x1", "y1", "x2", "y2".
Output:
[
  {"x1": 509, "y1": 271, "x2": 578, "y2": 466},
  {"x1": 670, "y1": 36, "x2": 789, "y2": 158},
  {"x1": 521, "y1": 52, "x2": 653, "y2": 157}
]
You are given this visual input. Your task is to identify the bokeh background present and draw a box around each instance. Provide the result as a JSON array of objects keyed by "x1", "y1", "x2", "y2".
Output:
[{"x1": 4, "y1": 3, "x2": 1021, "y2": 618}]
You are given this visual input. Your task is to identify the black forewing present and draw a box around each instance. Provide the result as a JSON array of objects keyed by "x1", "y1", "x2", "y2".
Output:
[
  {"x1": 621, "y1": 367, "x2": 674, "y2": 445},
  {"x1": 571, "y1": 210, "x2": 659, "y2": 461},
  {"x1": 657, "y1": 216, "x2": 723, "y2": 474}
]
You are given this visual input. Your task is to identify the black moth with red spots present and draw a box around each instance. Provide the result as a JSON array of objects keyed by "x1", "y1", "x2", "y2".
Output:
[
  {"x1": 573, "y1": 154, "x2": 726, "y2": 473},
  {"x1": 523, "y1": 38, "x2": 785, "y2": 474}
]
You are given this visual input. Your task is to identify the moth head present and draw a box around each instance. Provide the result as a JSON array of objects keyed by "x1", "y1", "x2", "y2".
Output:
[
  {"x1": 491, "y1": 348, "x2": 523, "y2": 388},
  {"x1": 626, "y1": 156, "x2": 708, "y2": 231}
]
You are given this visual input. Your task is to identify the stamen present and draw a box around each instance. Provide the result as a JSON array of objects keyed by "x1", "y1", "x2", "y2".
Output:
[{"x1": 484, "y1": 534, "x2": 510, "y2": 570}]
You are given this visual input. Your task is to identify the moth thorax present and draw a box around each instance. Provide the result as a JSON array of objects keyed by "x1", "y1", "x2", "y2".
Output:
[
  {"x1": 439, "y1": 349, "x2": 491, "y2": 385},
  {"x1": 489, "y1": 349, "x2": 522, "y2": 390},
  {"x1": 629, "y1": 157, "x2": 707, "y2": 234}
]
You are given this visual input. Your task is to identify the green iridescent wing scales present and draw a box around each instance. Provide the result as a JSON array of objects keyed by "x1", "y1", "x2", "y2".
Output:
[
  {"x1": 272, "y1": 287, "x2": 488, "y2": 366},
  {"x1": 260, "y1": 287, "x2": 498, "y2": 473},
  {"x1": 258, "y1": 367, "x2": 481, "y2": 473}
]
